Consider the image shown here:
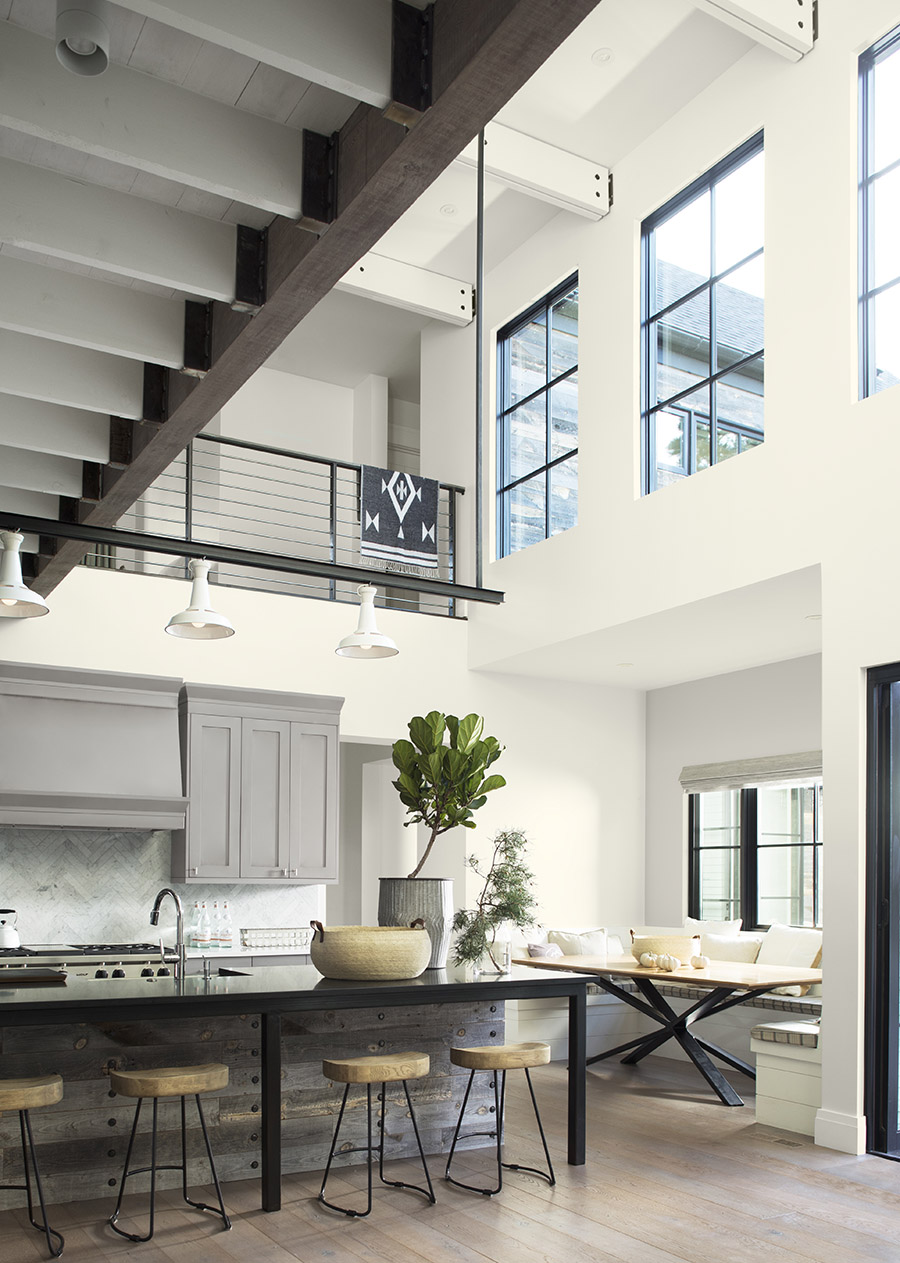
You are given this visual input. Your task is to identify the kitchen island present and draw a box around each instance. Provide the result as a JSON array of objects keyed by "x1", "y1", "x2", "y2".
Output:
[{"x1": 0, "y1": 963, "x2": 588, "y2": 1212}]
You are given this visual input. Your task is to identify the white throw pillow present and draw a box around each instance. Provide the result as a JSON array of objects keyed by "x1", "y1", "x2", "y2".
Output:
[
  {"x1": 527, "y1": 942, "x2": 564, "y2": 959},
  {"x1": 701, "y1": 932, "x2": 763, "y2": 963},
  {"x1": 684, "y1": 916, "x2": 743, "y2": 937},
  {"x1": 756, "y1": 923, "x2": 823, "y2": 968},
  {"x1": 548, "y1": 928, "x2": 608, "y2": 956},
  {"x1": 606, "y1": 934, "x2": 624, "y2": 957},
  {"x1": 756, "y1": 923, "x2": 823, "y2": 995}
]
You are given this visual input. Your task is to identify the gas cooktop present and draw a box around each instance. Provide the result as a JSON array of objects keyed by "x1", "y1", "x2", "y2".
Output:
[
  {"x1": 0, "y1": 943, "x2": 177, "y2": 980},
  {"x1": 1, "y1": 943, "x2": 166, "y2": 958}
]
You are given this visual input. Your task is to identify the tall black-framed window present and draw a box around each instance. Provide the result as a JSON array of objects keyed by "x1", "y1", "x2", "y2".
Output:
[
  {"x1": 859, "y1": 25, "x2": 900, "y2": 399},
  {"x1": 496, "y1": 275, "x2": 578, "y2": 558},
  {"x1": 641, "y1": 132, "x2": 764, "y2": 494},
  {"x1": 688, "y1": 781, "x2": 823, "y2": 930}
]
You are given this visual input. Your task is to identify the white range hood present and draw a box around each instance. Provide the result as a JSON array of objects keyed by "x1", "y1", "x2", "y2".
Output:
[{"x1": 0, "y1": 661, "x2": 188, "y2": 830}]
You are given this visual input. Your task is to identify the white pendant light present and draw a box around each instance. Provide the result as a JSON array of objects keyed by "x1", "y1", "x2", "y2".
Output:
[
  {"x1": 165, "y1": 559, "x2": 234, "y2": 639},
  {"x1": 335, "y1": 584, "x2": 398, "y2": 658},
  {"x1": 0, "y1": 531, "x2": 50, "y2": 618},
  {"x1": 56, "y1": 0, "x2": 111, "y2": 77}
]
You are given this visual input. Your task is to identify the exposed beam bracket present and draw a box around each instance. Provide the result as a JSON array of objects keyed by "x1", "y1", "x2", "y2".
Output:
[
  {"x1": 82, "y1": 463, "x2": 103, "y2": 503},
  {"x1": 233, "y1": 226, "x2": 268, "y2": 314},
  {"x1": 336, "y1": 252, "x2": 474, "y2": 324},
  {"x1": 142, "y1": 364, "x2": 168, "y2": 423},
  {"x1": 386, "y1": 1, "x2": 433, "y2": 126},
  {"x1": 183, "y1": 302, "x2": 213, "y2": 378},
  {"x1": 299, "y1": 130, "x2": 339, "y2": 231},
  {"x1": 692, "y1": 0, "x2": 816, "y2": 61}
]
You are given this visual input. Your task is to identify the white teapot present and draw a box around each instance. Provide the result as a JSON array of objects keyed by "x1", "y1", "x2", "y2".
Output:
[{"x1": 0, "y1": 909, "x2": 19, "y2": 948}]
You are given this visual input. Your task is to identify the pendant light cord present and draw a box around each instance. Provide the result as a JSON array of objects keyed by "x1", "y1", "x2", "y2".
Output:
[{"x1": 475, "y1": 128, "x2": 485, "y2": 591}]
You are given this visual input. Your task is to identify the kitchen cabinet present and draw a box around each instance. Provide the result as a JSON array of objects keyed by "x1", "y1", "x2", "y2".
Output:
[{"x1": 172, "y1": 683, "x2": 342, "y2": 883}]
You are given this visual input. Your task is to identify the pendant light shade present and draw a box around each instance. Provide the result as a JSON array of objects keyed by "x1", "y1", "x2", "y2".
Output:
[
  {"x1": 0, "y1": 531, "x2": 50, "y2": 618},
  {"x1": 56, "y1": 0, "x2": 111, "y2": 76},
  {"x1": 335, "y1": 584, "x2": 398, "y2": 658},
  {"x1": 165, "y1": 559, "x2": 234, "y2": 639}
]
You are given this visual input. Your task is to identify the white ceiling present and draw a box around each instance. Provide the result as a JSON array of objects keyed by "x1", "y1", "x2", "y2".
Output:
[{"x1": 475, "y1": 567, "x2": 823, "y2": 690}]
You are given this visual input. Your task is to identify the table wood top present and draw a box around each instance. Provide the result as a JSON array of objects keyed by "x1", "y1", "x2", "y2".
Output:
[{"x1": 514, "y1": 954, "x2": 822, "y2": 991}]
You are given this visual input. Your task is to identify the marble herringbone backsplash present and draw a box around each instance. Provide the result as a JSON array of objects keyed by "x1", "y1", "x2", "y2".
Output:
[{"x1": 0, "y1": 828, "x2": 323, "y2": 944}]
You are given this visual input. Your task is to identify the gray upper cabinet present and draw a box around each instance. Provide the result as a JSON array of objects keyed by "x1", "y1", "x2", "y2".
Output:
[{"x1": 173, "y1": 684, "x2": 342, "y2": 884}]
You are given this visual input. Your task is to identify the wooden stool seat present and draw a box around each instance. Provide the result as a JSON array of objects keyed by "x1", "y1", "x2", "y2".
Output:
[
  {"x1": 449, "y1": 1042, "x2": 551, "y2": 1072},
  {"x1": 109, "y1": 1063, "x2": 228, "y2": 1099},
  {"x1": 322, "y1": 1051, "x2": 430, "y2": 1085},
  {"x1": 0, "y1": 1074, "x2": 63, "y2": 1113}
]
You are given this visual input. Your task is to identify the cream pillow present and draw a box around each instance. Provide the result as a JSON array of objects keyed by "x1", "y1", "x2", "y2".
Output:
[
  {"x1": 757, "y1": 923, "x2": 823, "y2": 995},
  {"x1": 548, "y1": 928, "x2": 608, "y2": 957},
  {"x1": 684, "y1": 916, "x2": 743, "y2": 937},
  {"x1": 701, "y1": 933, "x2": 763, "y2": 963}
]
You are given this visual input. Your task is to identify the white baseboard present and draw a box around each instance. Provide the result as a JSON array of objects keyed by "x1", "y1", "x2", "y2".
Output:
[{"x1": 814, "y1": 1108, "x2": 866, "y2": 1155}]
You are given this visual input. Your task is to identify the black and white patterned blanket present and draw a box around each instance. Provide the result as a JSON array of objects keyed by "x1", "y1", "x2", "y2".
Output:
[{"x1": 360, "y1": 465, "x2": 439, "y2": 572}]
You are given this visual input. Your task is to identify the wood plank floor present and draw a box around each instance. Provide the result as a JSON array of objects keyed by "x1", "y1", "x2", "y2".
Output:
[{"x1": 2, "y1": 1058, "x2": 900, "y2": 1262}]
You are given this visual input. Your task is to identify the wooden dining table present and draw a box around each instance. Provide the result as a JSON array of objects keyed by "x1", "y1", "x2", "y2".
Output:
[{"x1": 515, "y1": 954, "x2": 822, "y2": 1106}]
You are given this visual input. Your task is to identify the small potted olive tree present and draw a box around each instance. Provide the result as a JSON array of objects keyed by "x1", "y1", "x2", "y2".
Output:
[
  {"x1": 452, "y1": 828, "x2": 537, "y2": 973},
  {"x1": 379, "y1": 710, "x2": 506, "y2": 968}
]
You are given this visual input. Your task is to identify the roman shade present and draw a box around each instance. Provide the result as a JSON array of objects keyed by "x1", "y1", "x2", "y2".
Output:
[{"x1": 679, "y1": 750, "x2": 822, "y2": 795}]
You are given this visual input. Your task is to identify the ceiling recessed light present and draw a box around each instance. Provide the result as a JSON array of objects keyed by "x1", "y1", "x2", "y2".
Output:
[
  {"x1": 591, "y1": 47, "x2": 614, "y2": 66},
  {"x1": 440, "y1": 203, "x2": 458, "y2": 217}
]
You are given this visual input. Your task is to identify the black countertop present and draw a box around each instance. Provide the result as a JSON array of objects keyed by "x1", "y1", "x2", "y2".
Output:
[{"x1": 0, "y1": 962, "x2": 590, "y2": 1024}]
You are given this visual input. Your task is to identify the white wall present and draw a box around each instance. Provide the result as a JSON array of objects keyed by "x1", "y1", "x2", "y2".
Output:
[
  {"x1": 0, "y1": 565, "x2": 646, "y2": 931},
  {"x1": 644, "y1": 655, "x2": 822, "y2": 925},
  {"x1": 219, "y1": 366, "x2": 355, "y2": 460}
]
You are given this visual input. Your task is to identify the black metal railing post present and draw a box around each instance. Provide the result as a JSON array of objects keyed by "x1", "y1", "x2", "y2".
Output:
[{"x1": 183, "y1": 442, "x2": 194, "y2": 580}]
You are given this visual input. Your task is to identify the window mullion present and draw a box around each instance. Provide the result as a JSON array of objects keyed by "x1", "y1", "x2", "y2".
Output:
[{"x1": 742, "y1": 789, "x2": 759, "y2": 928}]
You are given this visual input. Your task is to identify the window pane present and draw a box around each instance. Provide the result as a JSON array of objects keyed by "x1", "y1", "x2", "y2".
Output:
[
  {"x1": 696, "y1": 420, "x2": 710, "y2": 470},
  {"x1": 698, "y1": 789, "x2": 741, "y2": 846},
  {"x1": 874, "y1": 166, "x2": 900, "y2": 288},
  {"x1": 874, "y1": 48, "x2": 900, "y2": 174},
  {"x1": 550, "y1": 455, "x2": 578, "y2": 536},
  {"x1": 758, "y1": 845, "x2": 818, "y2": 927},
  {"x1": 874, "y1": 285, "x2": 900, "y2": 391},
  {"x1": 509, "y1": 312, "x2": 546, "y2": 405},
  {"x1": 698, "y1": 850, "x2": 741, "y2": 922},
  {"x1": 551, "y1": 287, "x2": 579, "y2": 378},
  {"x1": 655, "y1": 292, "x2": 711, "y2": 405},
  {"x1": 655, "y1": 408, "x2": 685, "y2": 477},
  {"x1": 507, "y1": 472, "x2": 546, "y2": 553},
  {"x1": 506, "y1": 397, "x2": 546, "y2": 484},
  {"x1": 716, "y1": 427, "x2": 739, "y2": 463},
  {"x1": 654, "y1": 190, "x2": 710, "y2": 313},
  {"x1": 717, "y1": 355, "x2": 764, "y2": 435},
  {"x1": 715, "y1": 255, "x2": 764, "y2": 372},
  {"x1": 550, "y1": 374, "x2": 578, "y2": 459},
  {"x1": 714, "y1": 149, "x2": 764, "y2": 273}
]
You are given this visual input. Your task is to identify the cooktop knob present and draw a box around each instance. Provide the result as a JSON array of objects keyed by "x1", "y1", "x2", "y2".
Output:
[
  {"x1": 112, "y1": 969, "x2": 126, "y2": 979},
  {"x1": 95, "y1": 968, "x2": 108, "y2": 979},
  {"x1": 141, "y1": 968, "x2": 154, "y2": 977},
  {"x1": 156, "y1": 966, "x2": 170, "y2": 977}
]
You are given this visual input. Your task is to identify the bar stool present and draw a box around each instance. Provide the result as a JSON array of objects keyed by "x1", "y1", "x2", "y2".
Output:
[
  {"x1": 107, "y1": 1063, "x2": 231, "y2": 1242},
  {"x1": 319, "y1": 1050, "x2": 436, "y2": 1217},
  {"x1": 445, "y1": 1041, "x2": 555, "y2": 1195},
  {"x1": 0, "y1": 1075, "x2": 65, "y2": 1258}
]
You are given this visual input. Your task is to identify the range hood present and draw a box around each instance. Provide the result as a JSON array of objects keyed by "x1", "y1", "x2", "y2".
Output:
[{"x1": 0, "y1": 661, "x2": 188, "y2": 830}]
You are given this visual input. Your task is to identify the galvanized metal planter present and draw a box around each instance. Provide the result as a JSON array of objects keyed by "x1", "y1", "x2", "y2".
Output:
[{"x1": 377, "y1": 877, "x2": 453, "y2": 970}]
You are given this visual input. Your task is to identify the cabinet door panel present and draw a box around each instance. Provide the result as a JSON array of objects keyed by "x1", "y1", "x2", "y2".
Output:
[
  {"x1": 290, "y1": 722, "x2": 338, "y2": 881},
  {"x1": 186, "y1": 715, "x2": 241, "y2": 879},
  {"x1": 240, "y1": 719, "x2": 291, "y2": 879}
]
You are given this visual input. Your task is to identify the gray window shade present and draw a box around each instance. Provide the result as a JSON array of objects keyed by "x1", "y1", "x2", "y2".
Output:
[{"x1": 679, "y1": 751, "x2": 822, "y2": 794}]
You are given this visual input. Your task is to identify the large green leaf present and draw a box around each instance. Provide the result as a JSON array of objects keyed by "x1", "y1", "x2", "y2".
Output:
[
  {"x1": 428, "y1": 750, "x2": 444, "y2": 785},
  {"x1": 445, "y1": 714, "x2": 460, "y2": 746},
  {"x1": 457, "y1": 713, "x2": 483, "y2": 752},
  {"x1": 392, "y1": 739, "x2": 418, "y2": 772},
  {"x1": 479, "y1": 774, "x2": 506, "y2": 795},
  {"x1": 408, "y1": 714, "x2": 437, "y2": 755},
  {"x1": 444, "y1": 746, "x2": 465, "y2": 780},
  {"x1": 424, "y1": 710, "x2": 447, "y2": 746}
]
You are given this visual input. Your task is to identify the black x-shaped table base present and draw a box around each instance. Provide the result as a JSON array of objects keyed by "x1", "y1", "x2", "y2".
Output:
[{"x1": 586, "y1": 974, "x2": 758, "y2": 1106}]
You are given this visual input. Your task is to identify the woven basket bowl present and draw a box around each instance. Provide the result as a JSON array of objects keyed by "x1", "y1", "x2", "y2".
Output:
[
  {"x1": 309, "y1": 922, "x2": 432, "y2": 980},
  {"x1": 630, "y1": 933, "x2": 697, "y2": 963}
]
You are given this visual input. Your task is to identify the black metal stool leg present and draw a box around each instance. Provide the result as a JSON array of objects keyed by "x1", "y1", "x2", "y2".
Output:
[
  {"x1": 445, "y1": 1066, "x2": 554, "y2": 1194},
  {"x1": 445, "y1": 1067, "x2": 503, "y2": 1195},
  {"x1": 182, "y1": 1094, "x2": 232, "y2": 1228},
  {"x1": 378, "y1": 1080, "x2": 436, "y2": 1204},
  {"x1": 503, "y1": 1067, "x2": 555, "y2": 1186},
  {"x1": 19, "y1": 1109, "x2": 64, "y2": 1258},
  {"x1": 319, "y1": 1081, "x2": 373, "y2": 1217},
  {"x1": 108, "y1": 1096, "x2": 151, "y2": 1242}
]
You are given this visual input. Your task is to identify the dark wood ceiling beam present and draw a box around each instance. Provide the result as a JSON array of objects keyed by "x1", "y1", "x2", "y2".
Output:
[{"x1": 32, "y1": 0, "x2": 601, "y2": 597}]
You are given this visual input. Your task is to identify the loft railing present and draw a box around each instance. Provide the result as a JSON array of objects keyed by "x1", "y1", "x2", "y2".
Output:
[{"x1": 80, "y1": 434, "x2": 464, "y2": 618}]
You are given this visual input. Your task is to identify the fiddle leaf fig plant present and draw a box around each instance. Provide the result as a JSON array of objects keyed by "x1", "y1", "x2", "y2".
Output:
[
  {"x1": 392, "y1": 710, "x2": 506, "y2": 880},
  {"x1": 452, "y1": 829, "x2": 537, "y2": 969}
]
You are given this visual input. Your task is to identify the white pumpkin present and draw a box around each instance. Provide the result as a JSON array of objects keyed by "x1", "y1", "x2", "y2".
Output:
[
  {"x1": 691, "y1": 954, "x2": 710, "y2": 970},
  {"x1": 639, "y1": 952, "x2": 657, "y2": 968},
  {"x1": 657, "y1": 954, "x2": 681, "y2": 972}
]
